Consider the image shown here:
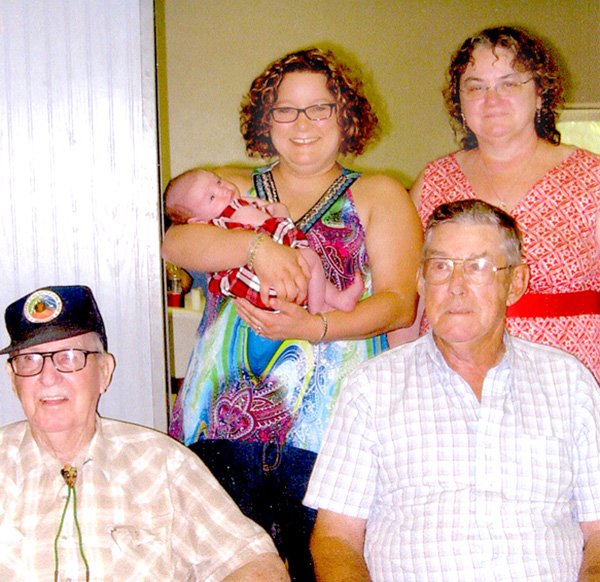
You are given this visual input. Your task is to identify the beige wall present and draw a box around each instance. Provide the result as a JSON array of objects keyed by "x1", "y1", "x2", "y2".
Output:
[{"x1": 158, "y1": 0, "x2": 599, "y2": 188}]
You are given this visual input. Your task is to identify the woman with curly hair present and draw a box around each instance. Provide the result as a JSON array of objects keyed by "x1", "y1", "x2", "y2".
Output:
[
  {"x1": 162, "y1": 47, "x2": 422, "y2": 580},
  {"x1": 411, "y1": 26, "x2": 599, "y2": 380}
]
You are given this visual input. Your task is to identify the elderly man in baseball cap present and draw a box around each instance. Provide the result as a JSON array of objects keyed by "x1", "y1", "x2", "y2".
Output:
[{"x1": 0, "y1": 285, "x2": 288, "y2": 581}]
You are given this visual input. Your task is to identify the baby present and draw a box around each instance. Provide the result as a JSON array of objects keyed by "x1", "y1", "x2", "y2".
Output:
[{"x1": 164, "y1": 169, "x2": 364, "y2": 313}]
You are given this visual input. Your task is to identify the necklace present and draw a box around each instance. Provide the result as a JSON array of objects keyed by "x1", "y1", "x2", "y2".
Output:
[
  {"x1": 54, "y1": 464, "x2": 90, "y2": 581},
  {"x1": 478, "y1": 142, "x2": 538, "y2": 213}
]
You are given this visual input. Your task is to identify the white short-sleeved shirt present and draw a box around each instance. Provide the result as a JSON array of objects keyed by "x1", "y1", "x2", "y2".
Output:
[
  {"x1": 304, "y1": 333, "x2": 600, "y2": 581},
  {"x1": 0, "y1": 417, "x2": 277, "y2": 581}
]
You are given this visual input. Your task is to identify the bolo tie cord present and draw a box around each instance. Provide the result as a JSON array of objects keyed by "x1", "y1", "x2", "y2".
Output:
[{"x1": 54, "y1": 465, "x2": 90, "y2": 582}]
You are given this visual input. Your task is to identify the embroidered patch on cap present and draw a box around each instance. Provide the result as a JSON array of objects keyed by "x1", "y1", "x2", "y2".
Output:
[{"x1": 23, "y1": 290, "x2": 63, "y2": 323}]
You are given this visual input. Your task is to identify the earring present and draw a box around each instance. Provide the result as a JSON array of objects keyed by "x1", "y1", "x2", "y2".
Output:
[
  {"x1": 535, "y1": 108, "x2": 542, "y2": 125},
  {"x1": 460, "y1": 113, "x2": 467, "y2": 129}
]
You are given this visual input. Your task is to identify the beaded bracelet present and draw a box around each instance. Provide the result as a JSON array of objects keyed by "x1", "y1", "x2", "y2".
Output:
[
  {"x1": 315, "y1": 312, "x2": 328, "y2": 344},
  {"x1": 247, "y1": 233, "x2": 268, "y2": 270}
]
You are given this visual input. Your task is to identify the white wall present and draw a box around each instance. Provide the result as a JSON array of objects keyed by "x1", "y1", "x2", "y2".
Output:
[{"x1": 0, "y1": 1, "x2": 167, "y2": 429}]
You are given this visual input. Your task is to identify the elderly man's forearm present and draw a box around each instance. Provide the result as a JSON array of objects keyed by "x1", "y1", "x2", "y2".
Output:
[
  {"x1": 223, "y1": 553, "x2": 290, "y2": 581},
  {"x1": 310, "y1": 536, "x2": 371, "y2": 581},
  {"x1": 579, "y1": 541, "x2": 600, "y2": 580}
]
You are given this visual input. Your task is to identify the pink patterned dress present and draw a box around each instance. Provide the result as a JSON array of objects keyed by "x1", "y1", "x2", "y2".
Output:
[{"x1": 418, "y1": 148, "x2": 600, "y2": 380}]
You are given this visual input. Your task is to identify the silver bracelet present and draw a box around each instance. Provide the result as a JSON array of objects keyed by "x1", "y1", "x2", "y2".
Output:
[
  {"x1": 314, "y1": 312, "x2": 328, "y2": 344},
  {"x1": 247, "y1": 233, "x2": 268, "y2": 270}
]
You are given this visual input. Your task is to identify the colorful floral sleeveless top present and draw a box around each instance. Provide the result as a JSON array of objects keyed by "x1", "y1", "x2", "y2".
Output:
[
  {"x1": 418, "y1": 148, "x2": 599, "y2": 380},
  {"x1": 169, "y1": 165, "x2": 387, "y2": 452}
]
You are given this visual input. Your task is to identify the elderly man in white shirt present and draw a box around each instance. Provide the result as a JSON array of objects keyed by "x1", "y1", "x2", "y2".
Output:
[
  {"x1": 304, "y1": 199, "x2": 600, "y2": 581},
  {"x1": 0, "y1": 285, "x2": 289, "y2": 581}
]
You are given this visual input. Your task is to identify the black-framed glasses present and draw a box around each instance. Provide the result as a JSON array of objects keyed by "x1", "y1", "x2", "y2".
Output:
[
  {"x1": 460, "y1": 78, "x2": 534, "y2": 100},
  {"x1": 8, "y1": 349, "x2": 100, "y2": 377},
  {"x1": 270, "y1": 103, "x2": 337, "y2": 123},
  {"x1": 422, "y1": 257, "x2": 515, "y2": 286}
]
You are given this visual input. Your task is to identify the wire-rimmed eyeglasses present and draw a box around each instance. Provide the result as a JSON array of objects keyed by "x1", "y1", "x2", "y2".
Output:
[
  {"x1": 460, "y1": 78, "x2": 534, "y2": 101},
  {"x1": 8, "y1": 349, "x2": 100, "y2": 377},
  {"x1": 422, "y1": 257, "x2": 515, "y2": 286},
  {"x1": 270, "y1": 103, "x2": 337, "y2": 123}
]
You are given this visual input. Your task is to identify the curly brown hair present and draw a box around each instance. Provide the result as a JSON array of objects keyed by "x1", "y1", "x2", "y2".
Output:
[
  {"x1": 443, "y1": 26, "x2": 564, "y2": 150},
  {"x1": 240, "y1": 48, "x2": 379, "y2": 158}
]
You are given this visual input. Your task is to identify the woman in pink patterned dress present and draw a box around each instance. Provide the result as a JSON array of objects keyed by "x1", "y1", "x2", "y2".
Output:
[{"x1": 411, "y1": 26, "x2": 599, "y2": 380}]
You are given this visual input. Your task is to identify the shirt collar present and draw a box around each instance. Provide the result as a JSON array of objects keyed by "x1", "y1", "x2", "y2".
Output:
[
  {"x1": 18, "y1": 416, "x2": 108, "y2": 478},
  {"x1": 424, "y1": 330, "x2": 514, "y2": 375},
  {"x1": 85, "y1": 417, "x2": 111, "y2": 481},
  {"x1": 18, "y1": 423, "x2": 57, "y2": 477}
]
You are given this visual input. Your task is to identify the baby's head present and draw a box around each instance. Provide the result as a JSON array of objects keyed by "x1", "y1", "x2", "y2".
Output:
[{"x1": 164, "y1": 169, "x2": 239, "y2": 224}]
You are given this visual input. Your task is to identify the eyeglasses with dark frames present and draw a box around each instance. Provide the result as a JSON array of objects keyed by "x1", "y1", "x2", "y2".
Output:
[
  {"x1": 270, "y1": 103, "x2": 337, "y2": 123},
  {"x1": 8, "y1": 349, "x2": 101, "y2": 377},
  {"x1": 422, "y1": 257, "x2": 515, "y2": 286}
]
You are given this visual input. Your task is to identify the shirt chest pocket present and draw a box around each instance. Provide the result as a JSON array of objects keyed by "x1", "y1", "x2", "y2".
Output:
[
  {"x1": 499, "y1": 433, "x2": 573, "y2": 502},
  {"x1": 109, "y1": 513, "x2": 174, "y2": 579}
]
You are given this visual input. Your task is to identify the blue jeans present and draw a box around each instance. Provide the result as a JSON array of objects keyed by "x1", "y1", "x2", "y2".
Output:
[{"x1": 190, "y1": 439, "x2": 317, "y2": 582}]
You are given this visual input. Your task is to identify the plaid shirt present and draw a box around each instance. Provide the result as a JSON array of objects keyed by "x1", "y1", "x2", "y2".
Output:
[
  {"x1": 0, "y1": 417, "x2": 276, "y2": 581},
  {"x1": 304, "y1": 333, "x2": 600, "y2": 581},
  {"x1": 208, "y1": 199, "x2": 308, "y2": 310}
]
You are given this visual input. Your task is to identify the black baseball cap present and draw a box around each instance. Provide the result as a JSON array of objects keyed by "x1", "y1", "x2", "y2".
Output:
[{"x1": 0, "y1": 285, "x2": 108, "y2": 354}]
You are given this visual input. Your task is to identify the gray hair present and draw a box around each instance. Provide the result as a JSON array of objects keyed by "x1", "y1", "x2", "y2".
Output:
[
  {"x1": 423, "y1": 199, "x2": 523, "y2": 265},
  {"x1": 88, "y1": 332, "x2": 107, "y2": 354}
]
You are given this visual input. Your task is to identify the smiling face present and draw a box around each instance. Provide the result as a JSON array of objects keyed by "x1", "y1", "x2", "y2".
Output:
[
  {"x1": 269, "y1": 72, "x2": 342, "y2": 174},
  {"x1": 419, "y1": 222, "x2": 527, "y2": 355},
  {"x1": 460, "y1": 46, "x2": 541, "y2": 144},
  {"x1": 8, "y1": 332, "x2": 115, "y2": 447}
]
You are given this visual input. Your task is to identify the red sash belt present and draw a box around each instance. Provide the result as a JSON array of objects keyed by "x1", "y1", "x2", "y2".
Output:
[{"x1": 507, "y1": 290, "x2": 600, "y2": 318}]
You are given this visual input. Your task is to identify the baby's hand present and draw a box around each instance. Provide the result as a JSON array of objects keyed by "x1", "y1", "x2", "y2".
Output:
[
  {"x1": 244, "y1": 197, "x2": 269, "y2": 208},
  {"x1": 265, "y1": 202, "x2": 290, "y2": 218}
]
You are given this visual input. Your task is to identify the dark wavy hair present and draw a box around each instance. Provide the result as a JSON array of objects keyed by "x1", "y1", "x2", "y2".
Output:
[
  {"x1": 240, "y1": 48, "x2": 380, "y2": 158},
  {"x1": 444, "y1": 26, "x2": 564, "y2": 149}
]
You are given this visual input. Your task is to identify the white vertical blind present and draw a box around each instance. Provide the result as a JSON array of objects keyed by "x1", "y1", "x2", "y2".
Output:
[{"x1": 0, "y1": 0, "x2": 167, "y2": 429}]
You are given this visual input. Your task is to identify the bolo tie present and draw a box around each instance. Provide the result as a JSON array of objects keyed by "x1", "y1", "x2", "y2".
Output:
[{"x1": 53, "y1": 464, "x2": 90, "y2": 582}]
